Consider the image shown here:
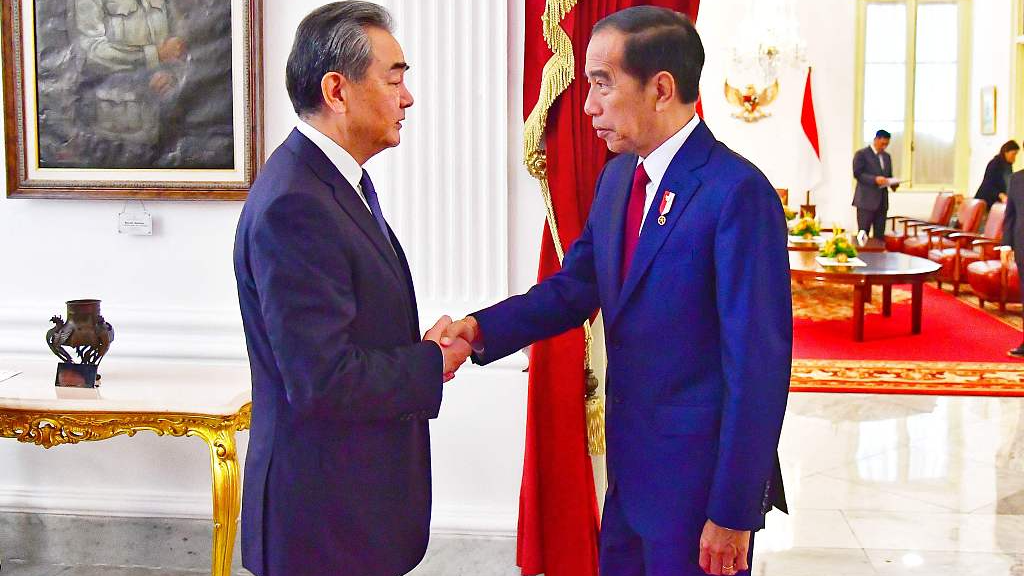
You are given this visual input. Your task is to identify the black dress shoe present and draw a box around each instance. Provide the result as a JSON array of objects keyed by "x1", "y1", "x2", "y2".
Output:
[{"x1": 1008, "y1": 345, "x2": 1024, "y2": 358}]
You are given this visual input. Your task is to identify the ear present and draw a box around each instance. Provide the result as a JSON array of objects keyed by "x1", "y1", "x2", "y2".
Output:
[
  {"x1": 321, "y1": 72, "x2": 349, "y2": 114},
  {"x1": 652, "y1": 71, "x2": 677, "y2": 112}
]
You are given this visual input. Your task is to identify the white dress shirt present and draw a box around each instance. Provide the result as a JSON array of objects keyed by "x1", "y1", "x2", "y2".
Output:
[
  {"x1": 871, "y1": 144, "x2": 886, "y2": 172},
  {"x1": 296, "y1": 120, "x2": 373, "y2": 214},
  {"x1": 636, "y1": 113, "x2": 701, "y2": 233}
]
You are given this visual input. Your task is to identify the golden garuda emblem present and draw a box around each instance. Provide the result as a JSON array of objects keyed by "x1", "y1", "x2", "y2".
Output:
[{"x1": 724, "y1": 80, "x2": 779, "y2": 122}]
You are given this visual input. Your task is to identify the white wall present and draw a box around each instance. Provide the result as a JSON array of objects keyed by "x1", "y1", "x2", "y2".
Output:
[
  {"x1": 697, "y1": 0, "x2": 1015, "y2": 227},
  {"x1": 0, "y1": 0, "x2": 539, "y2": 536},
  {"x1": 968, "y1": 0, "x2": 1018, "y2": 192}
]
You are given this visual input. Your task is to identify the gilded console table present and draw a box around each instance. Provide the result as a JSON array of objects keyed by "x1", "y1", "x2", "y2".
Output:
[{"x1": 0, "y1": 357, "x2": 252, "y2": 576}]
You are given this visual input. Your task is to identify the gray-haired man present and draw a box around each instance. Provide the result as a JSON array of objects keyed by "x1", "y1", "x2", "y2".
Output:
[{"x1": 233, "y1": 3, "x2": 471, "y2": 575}]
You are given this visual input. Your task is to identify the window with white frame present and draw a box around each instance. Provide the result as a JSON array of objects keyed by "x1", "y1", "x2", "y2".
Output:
[{"x1": 856, "y1": 0, "x2": 970, "y2": 191}]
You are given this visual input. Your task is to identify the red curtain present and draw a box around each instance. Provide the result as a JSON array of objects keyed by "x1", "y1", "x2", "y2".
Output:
[{"x1": 519, "y1": 2, "x2": 701, "y2": 575}]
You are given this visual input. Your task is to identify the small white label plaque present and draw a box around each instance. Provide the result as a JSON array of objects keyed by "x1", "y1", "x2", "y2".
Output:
[{"x1": 118, "y1": 211, "x2": 153, "y2": 235}]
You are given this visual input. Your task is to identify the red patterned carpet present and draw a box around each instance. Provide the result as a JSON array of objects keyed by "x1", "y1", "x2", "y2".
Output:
[{"x1": 791, "y1": 283, "x2": 1024, "y2": 396}]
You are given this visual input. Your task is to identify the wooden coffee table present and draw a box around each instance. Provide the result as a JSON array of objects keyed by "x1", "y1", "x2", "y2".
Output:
[{"x1": 790, "y1": 251, "x2": 941, "y2": 341}]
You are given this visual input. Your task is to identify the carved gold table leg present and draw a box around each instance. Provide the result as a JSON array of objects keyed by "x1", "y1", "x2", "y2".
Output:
[
  {"x1": 0, "y1": 404, "x2": 251, "y2": 575},
  {"x1": 205, "y1": 427, "x2": 241, "y2": 576}
]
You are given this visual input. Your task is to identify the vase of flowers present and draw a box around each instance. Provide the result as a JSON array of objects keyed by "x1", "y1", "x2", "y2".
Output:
[
  {"x1": 819, "y1": 229, "x2": 859, "y2": 263},
  {"x1": 790, "y1": 216, "x2": 821, "y2": 239}
]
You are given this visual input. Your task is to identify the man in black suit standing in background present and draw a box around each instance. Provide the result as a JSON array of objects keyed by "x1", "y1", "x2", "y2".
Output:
[
  {"x1": 853, "y1": 129, "x2": 898, "y2": 238},
  {"x1": 1003, "y1": 170, "x2": 1024, "y2": 357}
]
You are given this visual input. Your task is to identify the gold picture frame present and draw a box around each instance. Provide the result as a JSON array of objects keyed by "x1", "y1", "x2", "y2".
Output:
[{"x1": 2, "y1": 0, "x2": 265, "y2": 200}]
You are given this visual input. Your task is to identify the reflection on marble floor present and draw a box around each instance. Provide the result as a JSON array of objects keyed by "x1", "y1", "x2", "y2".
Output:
[
  {"x1": 6, "y1": 393, "x2": 1024, "y2": 575},
  {"x1": 754, "y1": 393, "x2": 1024, "y2": 575}
]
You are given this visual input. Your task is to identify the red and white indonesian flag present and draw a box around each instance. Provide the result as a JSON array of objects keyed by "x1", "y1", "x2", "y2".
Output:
[{"x1": 794, "y1": 67, "x2": 823, "y2": 195}]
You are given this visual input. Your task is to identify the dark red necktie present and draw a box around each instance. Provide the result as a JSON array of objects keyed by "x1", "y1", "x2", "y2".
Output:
[{"x1": 621, "y1": 163, "x2": 650, "y2": 281}]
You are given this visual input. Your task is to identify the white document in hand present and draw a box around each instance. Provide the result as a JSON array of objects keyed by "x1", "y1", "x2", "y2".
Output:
[{"x1": 885, "y1": 177, "x2": 904, "y2": 187}]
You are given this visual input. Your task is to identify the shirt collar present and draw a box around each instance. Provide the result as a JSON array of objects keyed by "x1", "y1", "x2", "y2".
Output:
[
  {"x1": 638, "y1": 113, "x2": 701, "y2": 189},
  {"x1": 296, "y1": 120, "x2": 363, "y2": 191}
]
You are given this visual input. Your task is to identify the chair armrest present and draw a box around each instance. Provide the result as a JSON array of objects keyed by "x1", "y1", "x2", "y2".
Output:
[
  {"x1": 892, "y1": 217, "x2": 923, "y2": 235},
  {"x1": 928, "y1": 227, "x2": 959, "y2": 237},
  {"x1": 998, "y1": 245, "x2": 1015, "y2": 266},
  {"x1": 972, "y1": 239, "x2": 1003, "y2": 260},
  {"x1": 947, "y1": 232, "x2": 982, "y2": 248}
]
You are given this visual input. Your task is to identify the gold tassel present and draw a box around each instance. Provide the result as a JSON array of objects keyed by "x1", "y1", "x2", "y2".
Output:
[{"x1": 585, "y1": 368, "x2": 606, "y2": 455}]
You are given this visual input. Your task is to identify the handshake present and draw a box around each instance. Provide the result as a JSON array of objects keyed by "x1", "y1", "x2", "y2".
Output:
[{"x1": 423, "y1": 315, "x2": 480, "y2": 382}]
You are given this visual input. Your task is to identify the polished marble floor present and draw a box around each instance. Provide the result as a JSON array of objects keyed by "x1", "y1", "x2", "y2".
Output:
[
  {"x1": 754, "y1": 392, "x2": 1024, "y2": 575},
  {"x1": 5, "y1": 393, "x2": 1024, "y2": 575}
]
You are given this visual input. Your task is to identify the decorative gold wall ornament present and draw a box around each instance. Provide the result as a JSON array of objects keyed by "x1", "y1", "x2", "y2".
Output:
[
  {"x1": 724, "y1": 80, "x2": 779, "y2": 122},
  {"x1": 0, "y1": 403, "x2": 251, "y2": 576}
]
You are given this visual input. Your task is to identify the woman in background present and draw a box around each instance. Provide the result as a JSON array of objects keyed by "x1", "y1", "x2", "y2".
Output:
[{"x1": 976, "y1": 140, "x2": 1020, "y2": 208}]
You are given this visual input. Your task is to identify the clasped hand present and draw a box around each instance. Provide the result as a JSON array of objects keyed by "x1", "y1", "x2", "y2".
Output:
[{"x1": 422, "y1": 316, "x2": 479, "y2": 382}]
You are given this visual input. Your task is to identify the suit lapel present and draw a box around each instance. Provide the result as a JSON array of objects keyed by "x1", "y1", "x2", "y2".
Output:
[
  {"x1": 600, "y1": 156, "x2": 638, "y2": 314},
  {"x1": 389, "y1": 227, "x2": 422, "y2": 339},
  {"x1": 284, "y1": 130, "x2": 407, "y2": 284},
  {"x1": 613, "y1": 122, "x2": 714, "y2": 319}
]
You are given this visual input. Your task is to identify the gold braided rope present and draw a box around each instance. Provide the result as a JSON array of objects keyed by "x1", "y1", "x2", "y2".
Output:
[{"x1": 524, "y1": 0, "x2": 605, "y2": 456}]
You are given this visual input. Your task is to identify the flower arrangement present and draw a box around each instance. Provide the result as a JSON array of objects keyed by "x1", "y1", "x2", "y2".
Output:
[
  {"x1": 819, "y1": 226, "x2": 859, "y2": 262},
  {"x1": 783, "y1": 205, "x2": 797, "y2": 221},
  {"x1": 790, "y1": 216, "x2": 821, "y2": 239}
]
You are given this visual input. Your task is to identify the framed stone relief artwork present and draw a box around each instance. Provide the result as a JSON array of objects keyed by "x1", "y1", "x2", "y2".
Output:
[{"x1": 2, "y1": 0, "x2": 264, "y2": 200}]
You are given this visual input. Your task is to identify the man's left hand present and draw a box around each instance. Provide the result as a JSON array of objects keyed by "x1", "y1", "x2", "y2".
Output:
[{"x1": 698, "y1": 518, "x2": 750, "y2": 575}]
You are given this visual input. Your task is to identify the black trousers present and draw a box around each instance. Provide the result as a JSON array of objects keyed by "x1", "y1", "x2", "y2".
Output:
[{"x1": 857, "y1": 203, "x2": 888, "y2": 239}]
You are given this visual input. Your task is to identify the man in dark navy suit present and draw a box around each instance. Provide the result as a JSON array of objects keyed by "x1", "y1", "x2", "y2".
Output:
[
  {"x1": 442, "y1": 7, "x2": 791, "y2": 576},
  {"x1": 233, "y1": 3, "x2": 472, "y2": 575},
  {"x1": 853, "y1": 129, "x2": 898, "y2": 238},
  {"x1": 1003, "y1": 170, "x2": 1024, "y2": 357}
]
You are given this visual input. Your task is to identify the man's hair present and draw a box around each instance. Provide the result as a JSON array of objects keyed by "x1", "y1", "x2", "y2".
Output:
[
  {"x1": 1000, "y1": 140, "x2": 1020, "y2": 156},
  {"x1": 592, "y1": 6, "x2": 704, "y2": 104},
  {"x1": 286, "y1": 1, "x2": 393, "y2": 117},
  {"x1": 875, "y1": 129, "x2": 892, "y2": 140}
]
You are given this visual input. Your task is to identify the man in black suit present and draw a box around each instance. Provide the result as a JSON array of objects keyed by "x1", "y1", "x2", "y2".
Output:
[
  {"x1": 1003, "y1": 170, "x2": 1024, "y2": 357},
  {"x1": 852, "y1": 129, "x2": 898, "y2": 238},
  {"x1": 233, "y1": 3, "x2": 472, "y2": 575}
]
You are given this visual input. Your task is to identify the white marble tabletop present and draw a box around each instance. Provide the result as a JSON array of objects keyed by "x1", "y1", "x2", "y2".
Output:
[{"x1": 0, "y1": 357, "x2": 252, "y2": 416}]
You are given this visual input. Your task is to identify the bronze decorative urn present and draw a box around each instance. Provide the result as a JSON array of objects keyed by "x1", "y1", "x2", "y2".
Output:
[{"x1": 46, "y1": 299, "x2": 115, "y2": 387}]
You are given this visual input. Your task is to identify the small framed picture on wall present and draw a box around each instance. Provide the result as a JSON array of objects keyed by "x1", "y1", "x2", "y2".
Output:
[{"x1": 980, "y1": 85, "x2": 997, "y2": 135}]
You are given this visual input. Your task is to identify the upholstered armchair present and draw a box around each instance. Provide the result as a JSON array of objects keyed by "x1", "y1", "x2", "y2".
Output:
[
  {"x1": 885, "y1": 192, "x2": 955, "y2": 252},
  {"x1": 903, "y1": 198, "x2": 987, "y2": 258},
  {"x1": 928, "y1": 202, "x2": 1006, "y2": 295},
  {"x1": 966, "y1": 245, "x2": 1020, "y2": 311}
]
